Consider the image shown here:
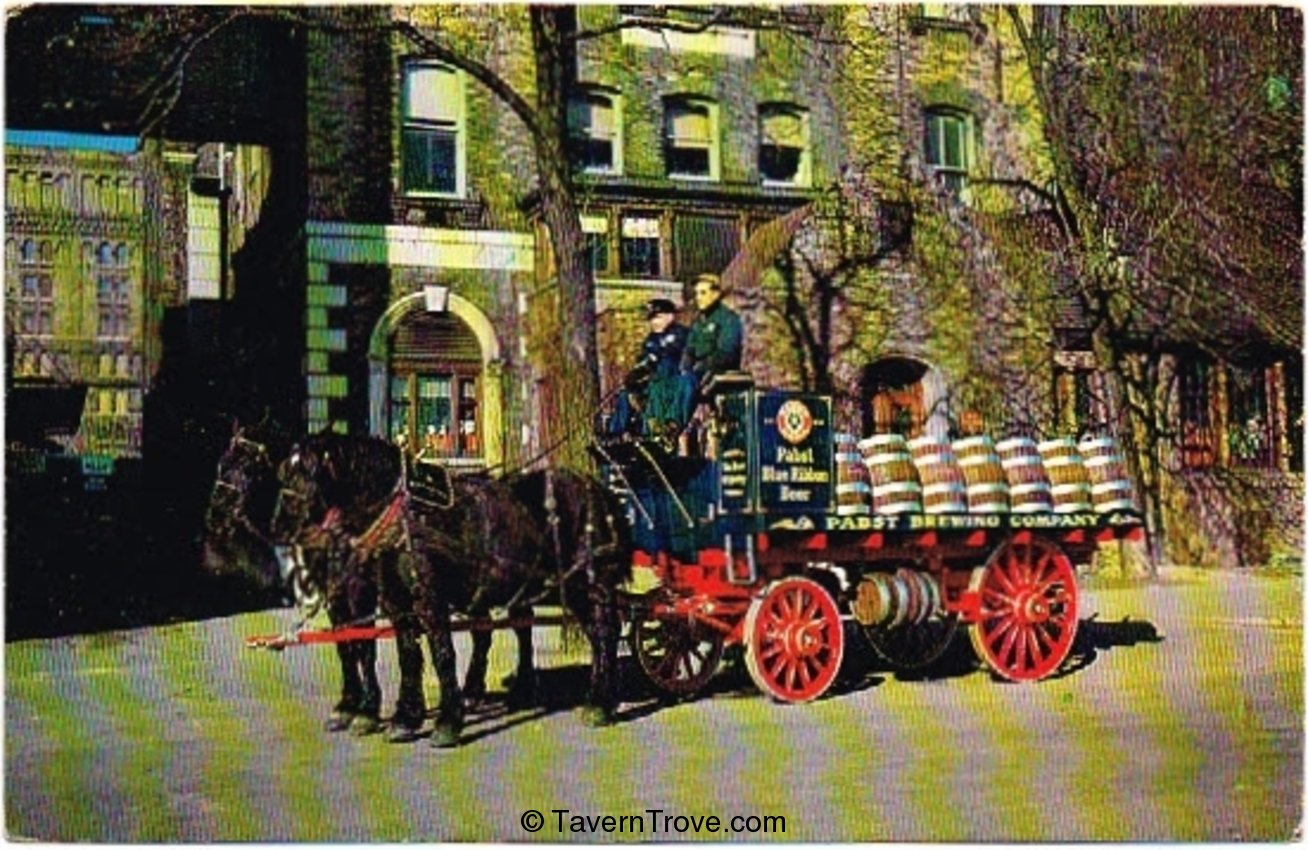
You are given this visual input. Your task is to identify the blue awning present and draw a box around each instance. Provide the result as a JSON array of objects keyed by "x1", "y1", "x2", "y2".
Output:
[{"x1": 5, "y1": 129, "x2": 139, "y2": 154}]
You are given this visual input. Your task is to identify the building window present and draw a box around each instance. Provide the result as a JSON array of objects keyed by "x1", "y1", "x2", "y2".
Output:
[
  {"x1": 759, "y1": 104, "x2": 809, "y2": 185},
  {"x1": 402, "y1": 62, "x2": 464, "y2": 196},
  {"x1": 673, "y1": 214, "x2": 739, "y2": 280},
  {"x1": 582, "y1": 215, "x2": 612, "y2": 276},
  {"x1": 391, "y1": 373, "x2": 480, "y2": 460},
  {"x1": 568, "y1": 88, "x2": 622, "y2": 174},
  {"x1": 96, "y1": 277, "x2": 130, "y2": 339},
  {"x1": 1179, "y1": 357, "x2": 1216, "y2": 469},
  {"x1": 17, "y1": 274, "x2": 54, "y2": 336},
  {"x1": 924, "y1": 108, "x2": 972, "y2": 194},
  {"x1": 1226, "y1": 364, "x2": 1274, "y2": 469},
  {"x1": 94, "y1": 241, "x2": 129, "y2": 340},
  {"x1": 1054, "y1": 366, "x2": 1104, "y2": 437},
  {"x1": 620, "y1": 214, "x2": 661, "y2": 278},
  {"x1": 664, "y1": 96, "x2": 718, "y2": 180}
]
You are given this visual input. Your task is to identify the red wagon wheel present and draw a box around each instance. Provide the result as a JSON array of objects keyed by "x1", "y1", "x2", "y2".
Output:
[
  {"x1": 633, "y1": 615, "x2": 725, "y2": 698},
  {"x1": 744, "y1": 577, "x2": 845, "y2": 703},
  {"x1": 969, "y1": 536, "x2": 1079, "y2": 682}
]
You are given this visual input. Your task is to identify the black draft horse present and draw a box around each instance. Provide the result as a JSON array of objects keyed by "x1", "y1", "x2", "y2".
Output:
[
  {"x1": 274, "y1": 433, "x2": 632, "y2": 748},
  {"x1": 205, "y1": 424, "x2": 403, "y2": 738}
]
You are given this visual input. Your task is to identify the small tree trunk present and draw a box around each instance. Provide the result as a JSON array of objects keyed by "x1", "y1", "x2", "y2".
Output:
[{"x1": 531, "y1": 6, "x2": 601, "y2": 472}]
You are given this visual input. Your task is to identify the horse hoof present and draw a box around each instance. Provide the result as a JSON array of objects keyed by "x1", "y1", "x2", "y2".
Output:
[
  {"x1": 350, "y1": 715, "x2": 383, "y2": 737},
  {"x1": 579, "y1": 705, "x2": 615, "y2": 728},
  {"x1": 429, "y1": 724, "x2": 462, "y2": 749},
  {"x1": 324, "y1": 712, "x2": 353, "y2": 733},
  {"x1": 385, "y1": 723, "x2": 423, "y2": 744}
]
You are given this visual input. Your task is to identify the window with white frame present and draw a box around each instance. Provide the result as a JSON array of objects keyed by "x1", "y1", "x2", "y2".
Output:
[
  {"x1": 568, "y1": 88, "x2": 622, "y2": 174},
  {"x1": 620, "y1": 214, "x2": 662, "y2": 278},
  {"x1": 759, "y1": 104, "x2": 810, "y2": 185},
  {"x1": 582, "y1": 214, "x2": 612, "y2": 276},
  {"x1": 402, "y1": 62, "x2": 464, "y2": 196},
  {"x1": 664, "y1": 96, "x2": 718, "y2": 180},
  {"x1": 924, "y1": 108, "x2": 972, "y2": 194}
]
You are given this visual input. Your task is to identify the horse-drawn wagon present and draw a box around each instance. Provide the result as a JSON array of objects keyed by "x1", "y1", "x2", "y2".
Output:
[
  {"x1": 607, "y1": 374, "x2": 1144, "y2": 703},
  {"x1": 215, "y1": 372, "x2": 1143, "y2": 742}
]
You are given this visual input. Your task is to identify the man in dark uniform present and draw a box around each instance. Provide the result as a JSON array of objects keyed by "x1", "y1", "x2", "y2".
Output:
[
  {"x1": 682, "y1": 273, "x2": 743, "y2": 388},
  {"x1": 606, "y1": 298, "x2": 689, "y2": 438}
]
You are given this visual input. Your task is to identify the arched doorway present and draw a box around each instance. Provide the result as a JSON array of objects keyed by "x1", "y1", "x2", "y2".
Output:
[
  {"x1": 368, "y1": 290, "x2": 503, "y2": 469},
  {"x1": 861, "y1": 356, "x2": 949, "y2": 438}
]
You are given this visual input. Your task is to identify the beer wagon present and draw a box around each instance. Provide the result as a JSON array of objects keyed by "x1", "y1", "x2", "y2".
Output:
[{"x1": 608, "y1": 375, "x2": 1144, "y2": 703}]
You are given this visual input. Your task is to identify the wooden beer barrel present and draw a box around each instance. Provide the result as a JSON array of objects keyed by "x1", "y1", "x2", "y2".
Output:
[
  {"x1": 1039, "y1": 438, "x2": 1090, "y2": 487},
  {"x1": 914, "y1": 452, "x2": 965, "y2": 485},
  {"x1": 923, "y1": 481, "x2": 968, "y2": 514},
  {"x1": 1051, "y1": 482, "x2": 1094, "y2": 513},
  {"x1": 996, "y1": 436, "x2": 1040, "y2": 465},
  {"x1": 1010, "y1": 481, "x2": 1054, "y2": 513},
  {"x1": 1038, "y1": 436, "x2": 1081, "y2": 464},
  {"x1": 858, "y1": 435, "x2": 920, "y2": 489},
  {"x1": 834, "y1": 433, "x2": 872, "y2": 516},
  {"x1": 872, "y1": 481, "x2": 923, "y2": 515},
  {"x1": 953, "y1": 435, "x2": 1008, "y2": 512},
  {"x1": 954, "y1": 435, "x2": 1005, "y2": 485},
  {"x1": 965, "y1": 482, "x2": 1010, "y2": 514},
  {"x1": 998, "y1": 437, "x2": 1050, "y2": 490},
  {"x1": 907, "y1": 434, "x2": 952, "y2": 463},
  {"x1": 1079, "y1": 436, "x2": 1137, "y2": 512}
]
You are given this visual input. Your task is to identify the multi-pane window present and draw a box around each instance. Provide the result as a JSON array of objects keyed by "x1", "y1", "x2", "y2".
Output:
[
  {"x1": 1054, "y1": 367, "x2": 1101, "y2": 437},
  {"x1": 1179, "y1": 358, "x2": 1215, "y2": 469},
  {"x1": 390, "y1": 373, "x2": 480, "y2": 459},
  {"x1": 17, "y1": 274, "x2": 54, "y2": 336},
  {"x1": 620, "y1": 214, "x2": 661, "y2": 278},
  {"x1": 664, "y1": 96, "x2": 718, "y2": 179},
  {"x1": 1226, "y1": 364, "x2": 1274, "y2": 468},
  {"x1": 97, "y1": 278, "x2": 130, "y2": 339},
  {"x1": 582, "y1": 215, "x2": 612, "y2": 276},
  {"x1": 96, "y1": 242, "x2": 130, "y2": 339},
  {"x1": 568, "y1": 88, "x2": 622, "y2": 174},
  {"x1": 15, "y1": 239, "x2": 53, "y2": 337},
  {"x1": 403, "y1": 62, "x2": 463, "y2": 195},
  {"x1": 673, "y1": 214, "x2": 739, "y2": 280},
  {"x1": 924, "y1": 108, "x2": 972, "y2": 194},
  {"x1": 759, "y1": 104, "x2": 809, "y2": 185}
]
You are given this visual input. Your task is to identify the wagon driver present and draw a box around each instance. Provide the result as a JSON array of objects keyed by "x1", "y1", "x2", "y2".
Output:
[{"x1": 607, "y1": 297, "x2": 691, "y2": 439}]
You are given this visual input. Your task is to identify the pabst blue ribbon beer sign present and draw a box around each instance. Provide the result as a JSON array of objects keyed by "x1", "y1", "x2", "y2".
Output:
[{"x1": 757, "y1": 393, "x2": 832, "y2": 513}]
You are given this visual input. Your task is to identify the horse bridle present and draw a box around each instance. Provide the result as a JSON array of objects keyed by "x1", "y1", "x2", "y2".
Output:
[{"x1": 211, "y1": 435, "x2": 275, "y2": 547}]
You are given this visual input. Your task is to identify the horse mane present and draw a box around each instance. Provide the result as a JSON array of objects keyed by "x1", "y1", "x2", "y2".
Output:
[{"x1": 309, "y1": 434, "x2": 404, "y2": 526}]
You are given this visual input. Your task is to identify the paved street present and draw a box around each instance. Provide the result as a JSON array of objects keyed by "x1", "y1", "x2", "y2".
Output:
[{"x1": 5, "y1": 568, "x2": 1302, "y2": 842}]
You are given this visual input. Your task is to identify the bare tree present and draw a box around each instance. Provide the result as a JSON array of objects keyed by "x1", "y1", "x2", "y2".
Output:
[{"x1": 1004, "y1": 5, "x2": 1303, "y2": 567}]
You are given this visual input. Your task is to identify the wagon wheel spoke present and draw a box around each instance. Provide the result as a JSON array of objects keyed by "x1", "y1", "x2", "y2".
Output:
[
  {"x1": 971, "y1": 538, "x2": 1079, "y2": 682},
  {"x1": 634, "y1": 615, "x2": 725, "y2": 697},
  {"x1": 745, "y1": 578, "x2": 844, "y2": 703},
  {"x1": 1031, "y1": 553, "x2": 1054, "y2": 588}
]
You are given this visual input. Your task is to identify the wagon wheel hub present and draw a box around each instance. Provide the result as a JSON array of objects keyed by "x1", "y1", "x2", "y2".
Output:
[
  {"x1": 779, "y1": 620, "x2": 823, "y2": 658},
  {"x1": 969, "y1": 538, "x2": 1079, "y2": 682},
  {"x1": 744, "y1": 577, "x2": 845, "y2": 704},
  {"x1": 1013, "y1": 589, "x2": 1050, "y2": 625}
]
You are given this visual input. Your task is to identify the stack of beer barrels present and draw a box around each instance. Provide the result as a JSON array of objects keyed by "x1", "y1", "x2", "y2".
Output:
[{"x1": 832, "y1": 430, "x2": 1136, "y2": 516}]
